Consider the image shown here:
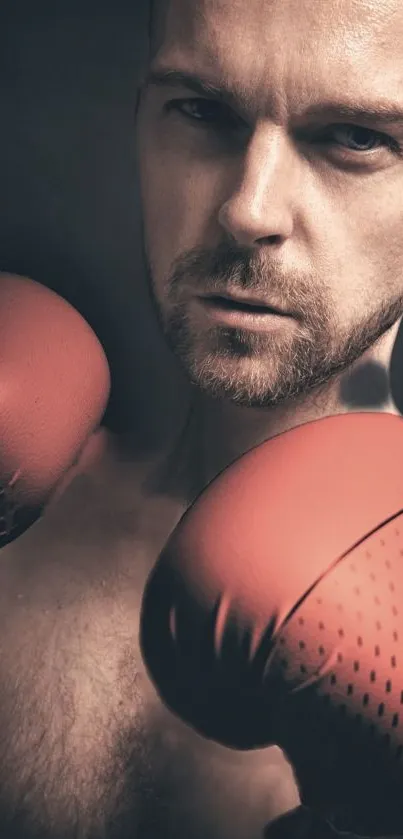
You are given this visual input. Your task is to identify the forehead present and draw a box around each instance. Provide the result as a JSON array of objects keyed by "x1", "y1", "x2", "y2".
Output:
[{"x1": 152, "y1": 0, "x2": 403, "y2": 114}]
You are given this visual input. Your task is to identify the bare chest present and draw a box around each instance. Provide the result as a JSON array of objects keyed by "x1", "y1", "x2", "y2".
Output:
[{"x1": 0, "y1": 463, "x2": 298, "y2": 839}]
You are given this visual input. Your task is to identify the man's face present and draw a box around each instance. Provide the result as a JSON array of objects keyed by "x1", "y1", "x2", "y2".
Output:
[{"x1": 137, "y1": 0, "x2": 403, "y2": 408}]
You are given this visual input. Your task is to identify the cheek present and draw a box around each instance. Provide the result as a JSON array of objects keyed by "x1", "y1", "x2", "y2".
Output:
[
  {"x1": 366, "y1": 209, "x2": 403, "y2": 284},
  {"x1": 345, "y1": 184, "x2": 403, "y2": 303},
  {"x1": 138, "y1": 138, "x2": 221, "y2": 285},
  {"x1": 310, "y1": 173, "x2": 403, "y2": 320}
]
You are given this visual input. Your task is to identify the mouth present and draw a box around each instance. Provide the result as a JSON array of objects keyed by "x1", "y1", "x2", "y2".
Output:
[
  {"x1": 194, "y1": 292, "x2": 298, "y2": 333},
  {"x1": 200, "y1": 293, "x2": 292, "y2": 316}
]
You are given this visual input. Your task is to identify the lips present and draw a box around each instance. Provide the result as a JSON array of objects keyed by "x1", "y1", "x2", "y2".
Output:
[
  {"x1": 194, "y1": 291, "x2": 298, "y2": 333},
  {"x1": 202, "y1": 293, "x2": 289, "y2": 316}
]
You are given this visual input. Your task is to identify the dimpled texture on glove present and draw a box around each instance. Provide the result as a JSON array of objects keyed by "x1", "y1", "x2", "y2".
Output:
[
  {"x1": 141, "y1": 412, "x2": 403, "y2": 834},
  {"x1": 0, "y1": 275, "x2": 110, "y2": 545}
]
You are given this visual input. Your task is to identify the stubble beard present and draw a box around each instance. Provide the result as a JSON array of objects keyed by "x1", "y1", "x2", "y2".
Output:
[{"x1": 148, "y1": 243, "x2": 403, "y2": 409}]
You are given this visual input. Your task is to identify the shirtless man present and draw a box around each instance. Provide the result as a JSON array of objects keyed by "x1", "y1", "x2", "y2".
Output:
[{"x1": 1, "y1": 0, "x2": 403, "y2": 837}]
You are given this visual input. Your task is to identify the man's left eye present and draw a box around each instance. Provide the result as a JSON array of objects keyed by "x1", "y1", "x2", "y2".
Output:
[{"x1": 325, "y1": 124, "x2": 391, "y2": 152}]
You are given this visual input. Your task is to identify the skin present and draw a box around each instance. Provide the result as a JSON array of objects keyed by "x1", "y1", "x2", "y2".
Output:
[
  {"x1": 1, "y1": 1, "x2": 403, "y2": 838},
  {"x1": 137, "y1": 0, "x2": 403, "y2": 479},
  {"x1": 0, "y1": 442, "x2": 300, "y2": 839}
]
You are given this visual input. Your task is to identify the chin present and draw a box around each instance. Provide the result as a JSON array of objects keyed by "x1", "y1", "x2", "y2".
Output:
[{"x1": 183, "y1": 355, "x2": 286, "y2": 409}]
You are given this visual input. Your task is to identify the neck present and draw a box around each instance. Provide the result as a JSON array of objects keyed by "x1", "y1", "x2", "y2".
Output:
[
  {"x1": 190, "y1": 330, "x2": 401, "y2": 489},
  {"x1": 196, "y1": 386, "x2": 343, "y2": 484},
  {"x1": 150, "y1": 322, "x2": 401, "y2": 501}
]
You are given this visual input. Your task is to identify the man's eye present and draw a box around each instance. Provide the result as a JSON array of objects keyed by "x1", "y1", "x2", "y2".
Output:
[
  {"x1": 165, "y1": 98, "x2": 237, "y2": 127},
  {"x1": 322, "y1": 124, "x2": 395, "y2": 153}
]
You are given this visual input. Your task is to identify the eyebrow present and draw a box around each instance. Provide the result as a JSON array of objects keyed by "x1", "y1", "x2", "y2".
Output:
[
  {"x1": 146, "y1": 69, "x2": 245, "y2": 108},
  {"x1": 146, "y1": 68, "x2": 403, "y2": 127},
  {"x1": 305, "y1": 101, "x2": 403, "y2": 127}
]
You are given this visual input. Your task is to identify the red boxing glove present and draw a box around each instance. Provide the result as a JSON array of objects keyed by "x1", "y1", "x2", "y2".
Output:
[
  {"x1": 141, "y1": 413, "x2": 403, "y2": 835},
  {"x1": 0, "y1": 274, "x2": 110, "y2": 546}
]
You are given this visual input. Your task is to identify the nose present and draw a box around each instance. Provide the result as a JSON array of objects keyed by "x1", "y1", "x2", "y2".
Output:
[{"x1": 218, "y1": 126, "x2": 296, "y2": 248}]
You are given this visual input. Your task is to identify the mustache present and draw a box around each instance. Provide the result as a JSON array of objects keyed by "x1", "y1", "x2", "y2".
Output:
[{"x1": 168, "y1": 241, "x2": 322, "y2": 310}]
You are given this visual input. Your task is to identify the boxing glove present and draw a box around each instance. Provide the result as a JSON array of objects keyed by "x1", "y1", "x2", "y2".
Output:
[
  {"x1": 140, "y1": 412, "x2": 403, "y2": 835},
  {"x1": 0, "y1": 274, "x2": 110, "y2": 546}
]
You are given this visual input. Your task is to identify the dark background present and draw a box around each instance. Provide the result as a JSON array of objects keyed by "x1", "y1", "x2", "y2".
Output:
[
  {"x1": 0, "y1": 0, "x2": 189, "y2": 454},
  {"x1": 1, "y1": 0, "x2": 403, "y2": 445}
]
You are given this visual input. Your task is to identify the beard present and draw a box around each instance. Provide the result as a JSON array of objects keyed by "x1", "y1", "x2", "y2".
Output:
[{"x1": 148, "y1": 241, "x2": 403, "y2": 408}]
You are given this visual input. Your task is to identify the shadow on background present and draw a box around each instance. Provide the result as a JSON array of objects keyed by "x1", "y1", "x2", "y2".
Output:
[
  {"x1": 339, "y1": 361, "x2": 391, "y2": 409},
  {"x1": 390, "y1": 322, "x2": 403, "y2": 414}
]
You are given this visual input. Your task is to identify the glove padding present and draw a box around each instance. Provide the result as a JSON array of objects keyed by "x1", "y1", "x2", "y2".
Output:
[
  {"x1": 0, "y1": 274, "x2": 110, "y2": 546},
  {"x1": 140, "y1": 413, "x2": 403, "y2": 835}
]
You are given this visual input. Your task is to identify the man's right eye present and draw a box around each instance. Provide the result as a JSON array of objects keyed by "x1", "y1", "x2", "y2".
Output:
[{"x1": 164, "y1": 98, "x2": 239, "y2": 128}]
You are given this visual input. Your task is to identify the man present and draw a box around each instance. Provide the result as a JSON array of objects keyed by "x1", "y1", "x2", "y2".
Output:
[
  {"x1": 0, "y1": 0, "x2": 402, "y2": 837},
  {"x1": 138, "y1": 0, "x2": 403, "y2": 482}
]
